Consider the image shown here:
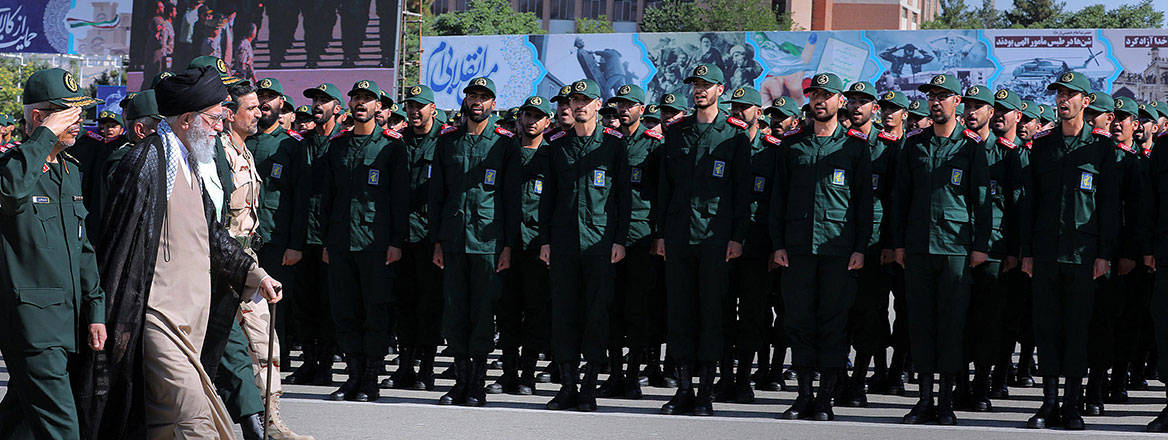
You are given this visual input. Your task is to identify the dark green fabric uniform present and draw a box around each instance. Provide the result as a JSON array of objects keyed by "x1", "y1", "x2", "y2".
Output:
[
  {"x1": 614, "y1": 125, "x2": 664, "y2": 357},
  {"x1": 1149, "y1": 130, "x2": 1168, "y2": 388},
  {"x1": 395, "y1": 121, "x2": 446, "y2": 352},
  {"x1": 891, "y1": 124, "x2": 991, "y2": 375},
  {"x1": 771, "y1": 124, "x2": 873, "y2": 369},
  {"x1": 320, "y1": 128, "x2": 409, "y2": 360},
  {"x1": 72, "y1": 130, "x2": 124, "y2": 244},
  {"x1": 500, "y1": 139, "x2": 551, "y2": 361},
  {"x1": 1020, "y1": 125, "x2": 1120, "y2": 378},
  {"x1": 295, "y1": 123, "x2": 342, "y2": 359},
  {"x1": 429, "y1": 117, "x2": 520, "y2": 357},
  {"x1": 657, "y1": 112, "x2": 751, "y2": 364},
  {"x1": 728, "y1": 130, "x2": 780, "y2": 356},
  {"x1": 540, "y1": 124, "x2": 630, "y2": 365},
  {"x1": 0, "y1": 126, "x2": 105, "y2": 439}
]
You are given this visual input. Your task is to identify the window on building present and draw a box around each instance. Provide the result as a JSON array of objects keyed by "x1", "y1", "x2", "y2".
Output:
[
  {"x1": 912, "y1": 11, "x2": 918, "y2": 23},
  {"x1": 772, "y1": 0, "x2": 786, "y2": 14},
  {"x1": 551, "y1": 0, "x2": 573, "y2": 19},
  {"x1": 454, "y1": 0, "x2": 468, "y2": 11},
  {"x1": 582, "y1": 0, "x2": 606, "y2": 18},
  {"x1": 432, "y1": 0, "x2": 449, "y2": 14},
  {"x1": 902, "y1": 7, "x2": 908, "y2": 18},
  {"x1": 517, "y1": 0, "x2": 542, "y2": 15},
  {"x1": 613, "y1": 0, "x2": 636, "y2": 22}
]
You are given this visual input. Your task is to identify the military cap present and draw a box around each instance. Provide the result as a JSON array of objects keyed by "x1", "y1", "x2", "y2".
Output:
[
  {"x1": 568, "y1": 79, "x2": 603, "y2": 101},
  {"x1": 907, "y1": 99, "x2": 929, "y2": 117},
  {"x1": 918, "y1": 73, "x2": 961, "y2": 95},
  {"x1": 403, "y1": 84, "x2": 435, "y2": 105},
  {"x1": 642, "y1": 104, "x2": 661, "y2": 121},
  {"x1": 551, "y1": 84, "x2": 572, "y2": 104},
  {"x1": 1138, "y1": 103, "x2": 1159, "y2": 121},
  {"x1": 757, "y1": 113, "x2": 771, "y2": 127},
  {"x1": 256, "y1": 77, "x2": 283, "y2": 95},
  {"x1": 962, "y1": 85, "x2": 995, "y2": 106},
  {"x1": 97, "y1": 110, "x2": 124, "y2": 126},
  {"x1": 1112, "y1": 96, "x2": 1138, "y2": 118},
  {"x1": 519, "y1": 95, "x2": 552, "y2": 118},
  {"x1": 727, "y1": 86, "x2": 762, "y2": 107},
  {"x1": 281, "y1": 94, "x2": 295, "y2": 113},
  {"x1": 500, "y1": 106, "x2": 520, "y2": 122},
  {"x1": 348, "y1": 79, "x2": 382, "y2": 99},
  {"x1": 294, "y1": 104, "x2": 313, "y2": 118},
  {"x1": 684, "y1": 63, "x2": 724, "y2": 85},
  {"x1": 992, "y1": 89, "x2": 1022, "y2": 111},
  {"x1": 609, "y1": 84, "x2": 645, "y2": 105},
  {"x1": 766, "y1": 96, "x2": 802, "y2": 118},
  {"x1": 390, "y1": 102, "x2": 407, "y2": 119},
  {"x1": 0, "y1": 114, "x2": 8, "y2": 126},
  {"x1": 1038, "y1": 104, "x2": 1056, "y2": 123},
  {"x1": 304, "y1": 82, "x2": 346, "y2": 106},
  {"x1": 1019, "y1": 100, "x2": 1040, "y2": 120},
  {"x1": 120, "y1": 90, "x2": 162, "y2": 121},
  {"x1": 1047, "y1": 70, "x2": 1090, "y2": 94},
  {"x1": 22, "y1": 68, "x2": 103, "y2": 109},
  {"x1": 1150, "y1": 102, "x2": 1168, "y2": 120},
  {"x1": 463, "y1": 77, "x2": 496, "y2": 98},
  {"x1": 1086, "y1": 91, "x2": 1114, "y2": 114},
  {"x1": 187, "y1": 56, "x2": 242, "y2": 85},
  {"x1": 659, "y1": 91, "x2": 686, "y2": 112},
  {"x1": 843, "y1": 81, "x2": 877, "y2": 100},
  {"x1": 878, "y1": 91, "x2": 910, "y2": 110},
  {"x1": 599, "y1": 102, "x2": 618, "y2": 116},
  {"x1": 804, "y1": 72, "x2": 845, "y2": 95},
  {"x1": 435, "y1": 109, "x2": 448, "y2": 124},
  {"x1": 148, "y1": 71, "x2": 174, "y2": 90},
  {"x1": 378, "y1": 90, "x2": 394, "y2": 108}
]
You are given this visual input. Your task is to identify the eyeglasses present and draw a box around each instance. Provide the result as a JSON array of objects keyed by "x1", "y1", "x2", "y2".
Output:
[
  {"x1": 927, "y1": 93, "x2": 956, "y2": 102},
  {"x1": 199, "y1": 110, "x2": 226, "y2": 122}
]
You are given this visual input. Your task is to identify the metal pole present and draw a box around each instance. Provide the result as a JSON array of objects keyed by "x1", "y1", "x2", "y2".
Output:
[
  {"x1": 263, "y1": 300, "x2": 278, "y2": 440},
  {"x1": 392, "y1": 0, "x2": 404, "y2": 99}
]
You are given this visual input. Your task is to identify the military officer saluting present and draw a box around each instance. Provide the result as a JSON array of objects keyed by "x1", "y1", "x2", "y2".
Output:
[
  {"x1": 430, "y1": 77, "x2": 520, "y2": 407},
  {"x1": 1019, "y1": 71, "x2": 1120, "y2": 430},
  {"x1": 0, "y1": 68, "x2": 107, "y2": 439},
  {"x1": 319, "y1": 79, "x2": 409, "y2": 404},
  {"x1": 655, "y1": 64, "x2": 751, "y2": 417},
  {"x1": 891, "y1": 73, "x2": 991, "y2": 426},
  {"x1": 771, "y1": 73, "x2": 873, "y2": 421}
]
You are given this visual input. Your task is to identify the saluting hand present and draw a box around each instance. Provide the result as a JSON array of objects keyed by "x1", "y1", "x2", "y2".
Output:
[
  {"x1": 386, "y1": 246, "x2": 402, "y2": 265},
  {"x1": 43, "y1": 106, "x2": 82, "y2": 137},
  {"x1": 88, "y1": 323, "x2": 107, "y2": 351},
  {"x1": 725, "y1": 241, "x2": 743, "y2": 262},
  {"x1": 847, "y1": 252, "x2": 864, "y2": 270},
  {"x1": 611, "y1": 244, "x2": 626, "y2": 264}
]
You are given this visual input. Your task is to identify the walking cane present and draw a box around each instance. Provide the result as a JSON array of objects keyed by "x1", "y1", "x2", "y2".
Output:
[{"x1": 263, "y1": 288, "x2": 280, "y2": 440}]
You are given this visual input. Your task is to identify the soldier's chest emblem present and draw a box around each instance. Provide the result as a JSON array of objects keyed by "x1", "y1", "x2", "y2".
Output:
[
  {"x1": 1080, "y1": 172, "x2": 1093, "y2": 190},
  {"x1": 631, "y1": 167, "x2": 642, "y2": 183},
  {"x1": 534, "y1": 179, "x2": 543, "y2": 194},
  {"x1": 593, "y1": 169, "x2": 606, "y2": 187},
  {"x1": 484, "y1": 169, "x2": 497, "y2": 185},
  {"x1": 271, "y1": 163, "x2": 283, "y2": 179},
  {"x1": 989, "y1": 179, "x2": 998, "y2": 196},
  {"x1": 712, "y1": 160, "x2": 726, "y2": 178},
  {"x1": 754, "y1": 176, "x2": 766, "y2": 192},
  {"x1": 950, "y1": 169, "x2": 963, "y2": 186},
  {"x1": 872, "y1": 174, "x2": 879, "y2": 190},
  {"x1": 368, "y1": 169, "x2": 381, "y2": 186},
  {"x1": 831, "y1": 169, "x2": 846, "y2": 186}
]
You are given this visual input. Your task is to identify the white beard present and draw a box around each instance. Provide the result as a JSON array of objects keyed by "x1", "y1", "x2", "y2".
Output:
[{"x1": 186, "y1": 118, "x2": 217, "y2": 165}]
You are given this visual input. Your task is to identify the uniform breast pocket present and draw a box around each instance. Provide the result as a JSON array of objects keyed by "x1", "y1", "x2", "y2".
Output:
[
  {"x1": 33, "y1": 204, "x2": 60, "y2": 249},
  {"x1": 13, "y1": 287, "x2": 72, "y2": 350},
  {"x1": 73, "y1": 201, "x2": 88, "y2": 242},
  {"x1": 363, "y1": 201, "x2": 379, "y2": 224}
]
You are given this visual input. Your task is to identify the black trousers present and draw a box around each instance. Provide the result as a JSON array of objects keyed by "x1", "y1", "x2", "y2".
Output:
[
  {"x1": 264, "y1": 0, "x2": 301, "y2": 64},
  {"x1": 498, "y1": 247, "x2": 550, "y2": 355},
  {"x1": 339, "y1": 0, "x2": 372, "y2": 61},
  {"x1": 665, "y1": 244, "x2": 729, "y2": 364},
  {"x1": 329, "y1": 250, "x2": 395, "y2": 358},
  {"x1": 302, "y1": 0, "x2": 339, "y2": 62},
  {"x1": 611, "y1": 246, "x2": 662, "y2": 351},
  {"x1": 850, "y1": 251, "x2": 894, "y2": 356},
  {"x1": 550, "y1": 252, "x2": 614, "y2": 365},
  {"x1": 393, "y1": 242, "x2": 444, "y2": 348},
  {"x1": 1114, "y1": 266, "x2": 1152, "y2": 371},
  {"x1": 1031, "y1": 261, "x2": 1096, "y2": 378},
  {"x1": 1000, "y1": 267, "x2": 1033, "y2": 366},
  {"x1": 782, "y1": 255, "x2": 856, "y2": 369},
  {"x1": 965, "y1": 261, "x2": 1006, "y2": 367},
  {"x1": 904, "y1": 254, "x2": 972, "y2": 374},
  {"x1": 1150, "y1": 265, "x2": 1168, "y2": 379},
  {"x1": 724, "y1": 256, "x2": 774, "y2": 353},
  {"x1": 293, "y1": 244, "x2": 337, "y2": 352},
  {"x1": 442, "y1": 252, "x2": 501, "y2": 357}
]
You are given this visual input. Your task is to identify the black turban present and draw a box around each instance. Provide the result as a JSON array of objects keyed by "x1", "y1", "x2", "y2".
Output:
[{"x1": 155, "y1": 66, "x2": 227, "y2": 117}]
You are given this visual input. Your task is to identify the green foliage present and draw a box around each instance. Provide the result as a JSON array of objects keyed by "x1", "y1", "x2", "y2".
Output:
[
  {"x1": 921, "y1": 0, "x2": 976, "y2": 29},
  {"x1": 83, "y1": 69, "x2": 124, "y2": 99},
  {"x1": 1060, "y1": 0, "x2": 1165, "y2": 28},
  {"x1": 0, "y1": 58, "x2": 53, "y2": 122},
  {"x1": 641, "y1": 0, "x2": 788, "y2": 33},
  {"x1": 429, "y1": 0, "x2": 544, "y2": 36},
  {"x1": 1004, "y1": 0, "x2": 1065, "y2": 27},
  {"x1": 575, "y1": 16, "x2": 615, "y2": 34},
  {"x1": 924, "y1": 0, "x2": 1164, "y2": 29}
]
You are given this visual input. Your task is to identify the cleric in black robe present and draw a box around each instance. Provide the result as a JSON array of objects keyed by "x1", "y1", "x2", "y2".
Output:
[{"x1": 71, "y1": 65, "x2": 283, "y2": 439}]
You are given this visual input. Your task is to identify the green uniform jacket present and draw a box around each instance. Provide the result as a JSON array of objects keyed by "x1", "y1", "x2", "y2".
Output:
[
  {"x1": 1151, "y1": 134, "x2": 1168, "y2": 261},
  {"x1": 657, "y1": 113, "x2": 752, "y2": 246},
  {"x1": 303, "y1": 124, "x2": 342, "y2": 246},
  {"x1": 1113, "y1": 141, "x2": 1152, "y2": 260},
  {"x1": 742, "y1": 131, "x2": 781, "y2": 258},
  {"x1": 0, "y1": 127, "x2": 104, "y2": 353},
  {"x1": 983, "y1": 132, "x2": 1015, "y2": 260},
  {"x1": 403, "y1": 121, "x2": 443, "y2": 244},
  {"x1": 248, "y1": 128, "x2": 309, "y2": 251},
  {"x1": 429, "y1": 118, "x2": 521, "y2": 255},
  {"x1": 212, "y1": 136, "x2": 236, "y2": 221},
  {"x1": 518, "y1": 140, "x2": 549, "y2": 252},
  {"x1": 1005, "y1": 142, "x2": 1031, "y2": 257},
  {"x1": 319, "y1": 129, "x2": 409, "y2": 252},
  {"x1": 539, "y1": 125, "x2": 631, "y2": 256},
  {"x1": 867, "y1": 129, "x2": 903, "y2": 251},
  {"x1": 891, "y1": 125, "x2": 991, "y2": 256},
  {"x1": 770, "y1": 125, "x2": 874, "y2": 257},
  {"x1": 625, "y1": 125, "x2": 664, "y2": 248},
  {"x1": 73, "y1": 132, "x2": 125, "y2": 243},
  {"x1": 1019, "y1": 126, "x2": 1120, "y2": 264}
]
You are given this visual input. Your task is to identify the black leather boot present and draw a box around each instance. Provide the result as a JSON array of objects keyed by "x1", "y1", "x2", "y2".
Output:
[
  {"x1": 1084, "y1": 369, "x2": 1105, "y2": 416},
  {"x1": 1131, "y1": 360, "x2": 1150, "y2": 390},
  {"x1": 354, "y1": 356, "x2": 381, "y2": 402},
  {"x1": 713, "y1": 351, "x2": 736, "y2": 403},
  {"x1": 312, "y1": 345, "x2": 336, "y2": 386},
  {"x1": 381, "y1": 346, "x2": 416, "y2": 389},
  {"x1": 546, "y1": 362, "x2": 579, "y2": 410},
  {"x1": 901, "y1": 373, "x2": 936, "y2": 424},
  {"x1": 952, "y1": 368, "x2": 972, "y2": 410},
  {"x1": 623, "y1": 349, "x2": 644, "y2": 399},
  {"x1": 438, "y1": 356, "x2": 469, "y2": 405},
  {"x1": 287, "y1": 340, "x2": 319, "y2": 385},
  {"x1": 734, "y1": 349, "x2": 755, "y2": 404},
  {"x1": 1062, "y1": 376, "x2": 1085, "y2": 430},
  {"x1": 990, "y1": 360, "x2": 1010, "y2": 399},
  {"x1": 881, "y1": 349, "x2": 907, "y2": 396},
  {"x1": 936, "y1": 374, "x2": 958, "y2": 425},
  {"x1": 660, "y1": 364, "x2": 695, "y2": 415},
  {"x1": 415, "y1": 346, "x2": 436, "y2": 391},
  {"x1": 813, "y1": 368, "x2": 839, "y2": 421},
  {"x1": 643, "y1": 347, "x2": 670, "y2": 388},
  {"x1": 539, "y1": 357, "x2": 558, "y2": 384},
  {"x1": 971, "y1": 365, "x2": 992, "y2": 412},
  {"x1": 1013, "y1": 348, "x2": 1036, "y2": 387},
  {"x1": 238, "y1": 412, "x2": 264, "y2": 440},
  {"x1": 661, "y1": 354, "x2": 680, "y2": 388},
  {"x1": 486, "y1": 351, "x2": 519, "y2": 394},
  {"x1": 464, "y1": 356, "x2": 488, "y2": 407},
  {"x1": 1147, "y1": 390, "x2": 1168, "y2": 433},
  {"x1": 693, "y1": 364, "x2": 716, "y2": 416},
  {"x1": 1108, "y1": 361, "x2": 1129, "y2": 403},
  {"x1": 329, "y1": 354, "x2": 363, "y2": 401},
  {"x1": 781, "y1": 368, "x2": 815, "y2": 420},
  {"x1": 518, "y1": 350, "x2": 537, "y2": 395},
  {"x1": 577, "y1": 363, "x2": 599, "y2": 412},
  {"x1": 1026, "y1": 377, "x2": 1061, "y2": 429},
  {"x1": 753, "y1": 347, "x2": 770, "y2": 388},
  {"x1": 597, "y1": 348, "x2": 625, "y2": 398},
  {"x1": 869, "y1": 350, "x2": 888, "y2": 389},
  {"x1": 841, "y1": 353, "x2": 869, "y2": 407}
]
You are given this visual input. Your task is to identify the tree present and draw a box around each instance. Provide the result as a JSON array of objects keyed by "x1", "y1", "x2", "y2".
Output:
[
  {"x1": 1060, "y1": 0, "x2": 1165, "y2": 28},
  {"x1": 640, "y1": 0, "x2": 704, "y2": 32},
  {"x1": 429, "y1": 0, "x2": 544, "y2": 36},
  {"x1": 575, "y1": 16, "x2": 614, "y2": 34},
  {"x1": 0, "y1": 58, "x2": 53, "y2": 124},
  {"x1": 641, "y1": 0, "x2": 789, "y2": 33},
  {"x1": 921, "y1": 0, "x2": 978, "y2": 29},
  {"x1": 1003, "y1": 0, "x2": 1065, "y2": 28}
]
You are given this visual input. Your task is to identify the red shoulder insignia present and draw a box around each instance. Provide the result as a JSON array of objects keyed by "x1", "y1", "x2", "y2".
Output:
[
  {"x1": 643, "y1": 129, "x2": 663, "y2": 140},
  {"x1": 383, "y1": 128, "x2": 402, "y2": 139},
  {"x1": 441, "y1": 125, "x2": 459, "y2": 135},
  {"x1": 548, "y1": 130, "x2": 567, "y2": 142},
  {"x1": 1025, "y1": 141, "x2": 1033, "y2": 149},
  {"x1": 963, "y1": 129, "x2": 981, "y2": 142},
  {"x1": 727, "y1": 117, "x2": 748, "y2": 129},
  {"x1": 1145, "y1": 147, "x2": 1153, "y2": 158},
  {"x1": 1033, "y1": 130, "x2": 1052, "y2": 139},
  {"x1": 85, "y1": 131, "x2": 103, "y2": 141},
  {"x1": 906, "y1": 128, "x2": 924, "y2": 138},
  {"x1": 997, "y1": 137, "x2": 1016, "y2": 149},
  {"x1": 0, "y1": 144, "x2": 12, "y2": 153},
  {"x1": 847, "y1": 129, "x2": 867, "y2": 140},
  {"x1": 328, "y1": 130, "x2": 347, "y2": 141},
  {"x1": 604, "y1": 127, "x2": 623, "y2": 138},
  {"x1": 878, "y1": 131, "x2": 900, "y2": 142},
  {"x1": 763, "y1": 135, "x2": 782, "y2": 146},
  {"x1": 1117, "y1": 142, "x2": 1135, "y2": 153},
  {"x1": 1092, "y1": 127, "x2": 1111, "y2": 138},
  {"x1": 286, "y1": 130, "x2": 303, "y2": 141},
  {"x1": 783, "y1": 126, "x2": 803, "y2": 137},
  {"x1": 494, "y1": 126, "x2": 514, "y2": 137},
  {"x1": 664, "y1": 117, "x2": 682, "y2": 127}
]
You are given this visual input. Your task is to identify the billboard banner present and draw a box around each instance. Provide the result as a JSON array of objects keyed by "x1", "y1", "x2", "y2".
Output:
[
  {"x1": 422, "y1": 28, "x2": 1168, "y2": 110},
  {"x1": 96, "y1": 85, "x2": 127, "y2": 116},
  {"x1": 0, "y1": 0, "x2": 132, "y2": 55}
]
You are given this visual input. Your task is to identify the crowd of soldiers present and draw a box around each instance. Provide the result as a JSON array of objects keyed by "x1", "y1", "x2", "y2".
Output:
[{"x1": 7, "y1": 52, "x2": 1168, "y2": 439}]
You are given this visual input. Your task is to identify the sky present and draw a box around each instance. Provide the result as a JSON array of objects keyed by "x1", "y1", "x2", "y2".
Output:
[{"x1": 968, "y1": 0, "x2": 1164, "y2": 11}]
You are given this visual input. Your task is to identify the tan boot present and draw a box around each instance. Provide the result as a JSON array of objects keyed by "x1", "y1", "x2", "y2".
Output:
[{"x1": 266, "y1": 392, "x2": 315, "y2": 440}]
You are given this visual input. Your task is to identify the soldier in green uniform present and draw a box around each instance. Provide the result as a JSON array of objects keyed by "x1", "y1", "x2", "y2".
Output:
[
  {"x1": 0, "y1": 68, "x2": 106, "y2": 439},
  {"x1": 72, "y1": 110, "x2": 126, "y2": 234},
  {"x1": 840, "y1": 85, "x2": 907, "y2": 406},
  {"x1": 907, "y1": 99, "x2": 932, "y2": 131},
  {"x1": 488, "y1": 95, "x2": 553, "y2": 396},
  {"x1": 642, "y1": 104, "x2": 662, "y2": 133},
  {"x1": 765, "y1": 96, "x2": 802, "y2": 135},
  {"x1": 1019, "y1": 71, "x2": 1120, "y2": 430},
  {"x1": 892, "y1": 73, "x2": 991, "y2": 426},
  {"x1": 658, "y1": 92, "x2": 687, "y2": 126},
  {"x1": 1144, "y1": 100, "x2": 1168, "y2": 432},
  {"x1": 381, "y1": 84, "x2": 446, "y2": 392},
  {"x1": 551, "y1": 85, "x2": 574, "y2": 132},
  {"x1": 539, "y1": 79, "x2": 629, "y2": 412},
  {"x1": 712, "y1": 85, "x2": 780, "y2": 405},
  {"x1": 285, "y1": 82, "x2": 347, "y2": 386},
  {"x1": 655, "y1": 64, "x2": 751, "y2": 417},
  {"x1": 429, "y1": 77, "x2": 520, "y2": 407},
  {"x1": 319, "y1": 79, "x2": 409, "y2": 403},
  {"x1": 771, "y1": 73, "x2": 872, "y2": 421}
]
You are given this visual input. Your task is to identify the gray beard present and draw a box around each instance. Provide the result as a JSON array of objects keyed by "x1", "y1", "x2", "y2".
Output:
[{"x1": 187, "y1": 119, "x2": 217, "y2": 165}]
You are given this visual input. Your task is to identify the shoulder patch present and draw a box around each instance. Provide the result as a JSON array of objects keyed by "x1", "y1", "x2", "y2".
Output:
[
  {"x1": 1117, "y1": 142, "x2": 1135, "y2": 153},
  {"x1": 763, "y1": 135, "x2": 782, "y2": 146},
  {"x1": 878, "y1": 131, "x2": 900, "y2": 142},
  {"x1": 643, "y1": 129, "x2": 663, "y2": 140},
  {"x1": 548, "y1": 130, "x2": 567, "y2": 142},
  {"x1": 85, "y1": 131, "x2": 103, "y2": 141},
  {"x1": 906, "y1": 128, "x2": 924, "y2": 138},
  {"x1": 1092, "y1": 127, "x2": 1111, "y2": 138},
  {"x1": 847, "y1": 129, "x2": 867, "y2": 140},
  {"x1": 1025, "y1": 141, "x2": 1033, "y2": 149},
  {"x1": 441, "y1": 125, "x2": 459, "y2": 135},
  {"x1": 603, "y1": 127, "x2": 623, "y2": 139},
  {"x1": 963, "y1": 129, "x2": 981, "y2": 142},
  {"x1": 1145, "y1": 147, "x2": 1153, "y2": 158},
  {"x1": 727, "y1": 117, "x2": 748, "y2": 129},
  {"x1": 383, "y1": 128, "x2": 402, "y2": 139},
  {"x1": 494, "y1": 126, "x2": 514, "y2": 137},
  {"x1": 996, "y1": 137, "x2": 1016, "y2": 149},
  {"x1": 664, "y1": 117, "x2": 682, "y2": 127},
  {"x1": 329, "y1": 129, "x2": 349, "y2": 141},
  {"x1": 286, "y1": 130, "x2": 303, "y2": 141},
  {"x1": 783, "y1": 125, "x2": 803, "y2": 137},
  {"x1": 60, "y1": 152, "x2": 80, "y2": 165},
  {"x1": 1033, "y1": 129, "x2": 1052, "y2": 139}
]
